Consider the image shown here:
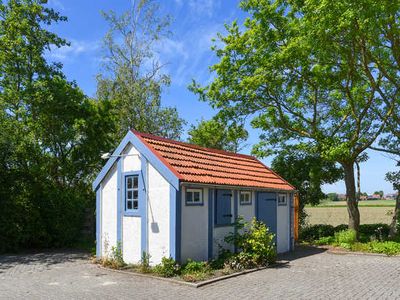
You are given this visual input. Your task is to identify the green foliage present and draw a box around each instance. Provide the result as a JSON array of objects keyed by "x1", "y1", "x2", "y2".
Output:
[
  {"x1": 271, "y1": 147, "x2": 343, "y2": 227},
  {"x1": 153, "y1": 257, "x2": 180, "y2": 278},
  {"x1": 327, "y1": 193, "x2": 339, "y2": 202},
  {"x1": 210, "y1": 249, "x2": 233, "y2": 270},
  {"x1": 139, "y1": 252, "x2": 151, "y2": 273},
  {"x1": 225, "y1": 217, "x2": 276, "y2": 269},
  {"x1": 307, "y1": 224, "x2": 400, "y2": 255},
  {"x1": 97, "y1": 0, "x2": 185, "y2": 142},
  {"x1": 362, "y1": 241, "x2": 400, "y2": 256},
  {"x1": 300, "y1": 225, "x2": 335, "y2": 242},
  {"x1": 0, "y1": 0, "x2": 114, "y2": 252},
  {"x1": 191, "y1": 0, "x2": 400, "y2": 234},
  {"x1": 313, "y1": 236, "x2": 334, "y2": 246},
  {"x1": 110, "y1": 242, "x2": 124, "y2": 266},
  {"x1": 315, "y1": 236, "x2": 400, "y2": 256},
  {"x1": 301, "y1": 224, "x2": 391, "y2": 244},
  {"x1": 181, "y1": 259, "x2": 211, "y2": 282},
  {"x1": 334, "y1": 230, "x2": 357, "y2": 248},
  {"x1": 101, "y1": 242, "x2": 125, "y2": 269},
  {"x1": 188, "y1": 118, "x2": 248, "y2": 152}
]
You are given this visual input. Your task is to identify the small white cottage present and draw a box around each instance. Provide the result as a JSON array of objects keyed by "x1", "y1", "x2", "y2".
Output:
[{"x1": 93, "y1": 130, "x2": 296, "y2": 265}]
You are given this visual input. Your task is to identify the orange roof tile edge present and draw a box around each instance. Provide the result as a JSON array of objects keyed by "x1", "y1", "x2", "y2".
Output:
[{"x1": 132, "y1": 129, "x2": 295, "y2": 191}]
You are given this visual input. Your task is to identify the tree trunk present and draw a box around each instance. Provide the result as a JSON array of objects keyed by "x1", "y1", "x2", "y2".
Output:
[
  {"x1": 389, "y1": 193, "x2": 400, "y2": 238},
  {"x1": 356, "y1": 161, "x2": 361, "y2": 201},
  {"x1": 342, "y1": 162, "x2": 360, "y2": 236}
]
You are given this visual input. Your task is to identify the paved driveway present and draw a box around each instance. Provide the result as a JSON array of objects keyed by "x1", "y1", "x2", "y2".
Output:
[{"x1": 1, "y1": 247, "x2": 400, "y2": 299}]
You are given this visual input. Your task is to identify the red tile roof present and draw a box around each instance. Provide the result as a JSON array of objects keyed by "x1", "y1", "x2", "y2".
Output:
[{"x1": 133, "y1": 130, "x2": 295, "y2": 191}]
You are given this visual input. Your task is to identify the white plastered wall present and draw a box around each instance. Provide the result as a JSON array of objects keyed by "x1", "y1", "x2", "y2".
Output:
[
  {"x1": 147, "y1": 163, "x2": 170, "y2": 265},
  {"x1": 237, "y1": 190, "x2": 255, "y2": 222},
  {"x1": 121, "y1": 143, "x2": 142, "y2": 264},
  {"x1": 100, "y1": 164, "x2": 117, "y2": 257},
  {"x1": 180, "y1": 186, "x2": 209, "y2": 262}
]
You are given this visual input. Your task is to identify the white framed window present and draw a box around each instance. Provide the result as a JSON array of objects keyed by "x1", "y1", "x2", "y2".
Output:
[
  {"x1": 125, "y1": 175, "x2": 139, "y2": 211},
  {"x1": 278, "y1": 193, "x2": 287, "y2": 206},
  {"x1": 240, "y1": 191, "x2": 252, "y2": 205},
  {"x1": 186, "y1": 188, "x2": 203, "y2": 205}
]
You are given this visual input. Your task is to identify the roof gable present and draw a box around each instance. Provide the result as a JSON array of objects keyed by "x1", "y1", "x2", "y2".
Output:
[{"x1": 92, "y1": 131, "x2": 180, "y2": 191}]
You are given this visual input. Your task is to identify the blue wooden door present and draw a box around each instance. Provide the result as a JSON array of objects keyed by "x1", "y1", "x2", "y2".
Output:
[
  {"x1": 215, "y1": 189, "x2": 232, "y2": 225},
  {"x1": 256, "y1": 192, "x2": 277, "y2": 237}
]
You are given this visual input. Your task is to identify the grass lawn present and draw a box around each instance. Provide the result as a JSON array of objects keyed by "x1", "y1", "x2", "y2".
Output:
[{"x1": 305, "y1": 200, "x2": 395, "y2": 226}]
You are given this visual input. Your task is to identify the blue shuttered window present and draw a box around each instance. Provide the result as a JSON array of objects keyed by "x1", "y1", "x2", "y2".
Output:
[{"x1": 215, "y1": 190, "x2": 232, "y2": 226}]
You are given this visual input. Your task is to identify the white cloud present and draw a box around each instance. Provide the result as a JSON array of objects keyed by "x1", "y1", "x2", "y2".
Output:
[
  {"x1": 49, "y1": 39, "x2": 100, "y2": 62},
  {"x1": 187, "y1": 0, "x2": 221, "y2": 18},
  {"x1": 156, "y1": 23, "x2": 224, "y2": 86}
]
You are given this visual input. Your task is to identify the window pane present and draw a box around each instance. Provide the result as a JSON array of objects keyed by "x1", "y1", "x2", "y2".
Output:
[
  {"x1": 127, "y1": 190, "x2": 133, "y2": 199},
  {"x1": 128, "y1": 177, "x2": 134, "y2": 189},
  {"x1": 186, "y1": 192, "x2": 193, "y2": 202},
  {"x1": 133, "y1": 200, "x2": 138, "y2": 210},
  {"x1": 133, "y1": 190, "x2": 138, "y2": 199},
  {"x1": 133, "y1": 176, "x2": 138, "y2": 188},
  {"x1": 194, "y1": 192, "x2": 200, "y2": 202},
  {"x1": 127, "y1": 201, "x2": 132, "y2": 210}
]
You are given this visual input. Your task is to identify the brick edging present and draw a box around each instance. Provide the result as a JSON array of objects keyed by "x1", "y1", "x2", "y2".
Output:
[{"x1": 97, "y1": 264, "x2": 268, "y2": 288}]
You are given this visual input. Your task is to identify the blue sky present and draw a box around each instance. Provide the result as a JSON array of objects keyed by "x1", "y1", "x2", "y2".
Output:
[{"x1": 46, "y1": 0, "x2": 397, "y2": 194}]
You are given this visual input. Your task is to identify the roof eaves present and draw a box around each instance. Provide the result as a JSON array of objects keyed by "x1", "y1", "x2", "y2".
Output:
[
  {"x1": 132, "y1": 130, "x2": 184, "y2": 180},
  {"x1": 255, "y1": 159, "x2": 296, "y2": 190}
]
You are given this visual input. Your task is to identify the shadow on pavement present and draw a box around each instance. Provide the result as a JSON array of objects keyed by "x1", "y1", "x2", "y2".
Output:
[
  {"x1": 0, "y1": 250, "x2": 89, "y2": 274},
  {"x1": 278, "y1": 245, "x2": 327, "y2": 263}
]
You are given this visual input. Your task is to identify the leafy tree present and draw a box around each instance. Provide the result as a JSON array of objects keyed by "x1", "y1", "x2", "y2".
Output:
[
  {"x1": 271, "y1": 147, "x2": 343, "y2": 226},
  {"x1": 373, "y1": 191, "x2": 384, "y2": 198},
  {"x1": 97, "y1": 0, "x2": 185, "y2": 142},
  {"x1": 191, "y1": 0, "x2": 399, "y2": 235},
  {"x1": 188, "y1": 118, "x2": 248, "y2": 152},
  {"x1": 0, "y1": 0, "x2": 113, "y2": 251},
  {"x1": 386, "y1": 166, "x2": 400, "y2": 238},
  {"x1": 372, "y1": 109, "x2": 399, "y2": 236},
  {"x1": 327, "y1": 193, "x2": 339, "y2": 202}
]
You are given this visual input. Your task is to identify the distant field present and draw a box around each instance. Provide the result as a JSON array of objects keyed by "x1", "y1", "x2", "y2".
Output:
[
  {"x1": 308, "y1": 199, "x2": 396, "y2": 207},
  {"x1": 305, "y1": 200, "x2": 395, "y2": 226}
]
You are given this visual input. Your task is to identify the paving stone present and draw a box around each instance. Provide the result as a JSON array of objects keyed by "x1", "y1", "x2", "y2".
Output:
[{"x1": 1, "y1": 247, "x2": 400, "y2": 299}]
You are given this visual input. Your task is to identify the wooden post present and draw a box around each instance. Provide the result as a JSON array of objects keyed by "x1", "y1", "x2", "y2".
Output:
[{"x1": 294, "y1": 193, "x2": 299, "y2": 241}]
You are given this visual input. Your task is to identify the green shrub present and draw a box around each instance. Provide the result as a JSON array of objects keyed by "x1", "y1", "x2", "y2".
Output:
[
  {"x1": 153, "y1": 257, "x2": 180, "y2": 277},
  {"x1": 300, "y1": 224, "x2": 391, "y2": 243},
  {"x1": 101, "y1": 242, "x2": 125, "y2": 269},
  {"x1": 225, "y1": 252, "x2": 257, "y2": 270},
  {"x1": 314, "y1": 236, "x2": 335, "y2": 245},
  {"x1": 182, "y1": 259, "x2": 209, "y2": 274},
  {"x1": 225, "y1": 217, "x2": 276, "y2": 268},
  {"x1": 334, "y1": 224, "x2": 348, "y2": 232},
  {"x1": 181, "y1": 259, "x2": 212, "y2": 282},
  {"x1": 334, "y1": 229, "x2": 357, "y2": 248},
  {"x1": 366, "y1": 241, "x2": 400, "y2": 256},
  {"x1": 359, "y1": 224, "x2": 390, "y2": 241},
  {"x1": 139, "y1": 252, "x2": 151, "y2": 273},
  {"x1": 299, "y1": 224, "x2": 335, "y2": 241},
  {"x1": 210, "y1": 249, "x2": 233, "y2": 270}
]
